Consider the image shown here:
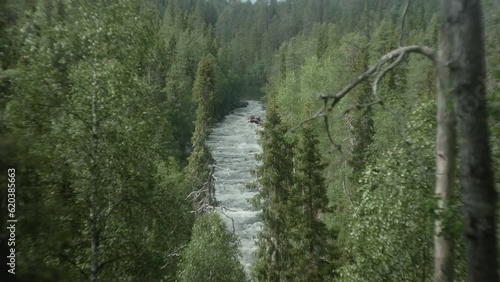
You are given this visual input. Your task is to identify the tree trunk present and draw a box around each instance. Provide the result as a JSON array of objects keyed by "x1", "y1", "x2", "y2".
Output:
[
  {"x1": 440, "y1": 1, "x2": 498, "y2": 281},
  {"x1": 434, "y1": 52, "x2": 456, "y2": 281},
  {"x1": 90, "y1": 59, "x2": 100, "y2": 282}
]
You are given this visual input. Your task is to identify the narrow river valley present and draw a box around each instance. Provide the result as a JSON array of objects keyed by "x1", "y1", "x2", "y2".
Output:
[{"x1": 206, "y1": 100, "x2": 265, "y2": 273}]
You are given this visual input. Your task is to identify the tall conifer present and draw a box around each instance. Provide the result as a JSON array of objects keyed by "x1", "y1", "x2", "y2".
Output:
[
  {"x1": 186, "y1": 56, "x2": 216, "y2": 190},
  {"x1": 289, "y1": 111, "x2": 336, "y2": 281},
  {"x1": 252, "y1": 99, "x2": 295, "y2": 281}
]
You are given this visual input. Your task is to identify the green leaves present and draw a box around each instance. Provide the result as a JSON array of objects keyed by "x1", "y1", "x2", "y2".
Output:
[
  {"x1": 339, "y1": 101, "x2": 440, "y2": 281},
  {"x1": 178, "y1": 213, "x2": 247, "y2": 282},
  {"x1": 4, "y1": 0, "x2": 199, "y2": 280}
]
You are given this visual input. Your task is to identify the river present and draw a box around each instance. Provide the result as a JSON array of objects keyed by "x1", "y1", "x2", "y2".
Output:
[{"x1": 206, "y1": 100, "x2": 265, "y2": 274}]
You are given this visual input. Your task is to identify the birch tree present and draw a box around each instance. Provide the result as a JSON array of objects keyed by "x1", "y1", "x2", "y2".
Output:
[
  {"x1": 441, "y1": 1, "x2": 498, "y2": 281},
  {"x1": 300, "y1": 1, "x2": 497, "y2": 281}
]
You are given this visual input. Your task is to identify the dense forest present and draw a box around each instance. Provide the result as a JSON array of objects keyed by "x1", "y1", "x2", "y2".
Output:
[{"x1": 0, "y1": 0, "x2": 498, "y2": 281}]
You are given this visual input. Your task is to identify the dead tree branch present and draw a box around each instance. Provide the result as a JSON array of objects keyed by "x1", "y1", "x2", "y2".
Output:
[
  {"x1": 290, "y1": 108, "x2": 325, "y2": 131},
  {"x1": 323, "y1": 114, "x2": 342, "y2": 151},
  {"x1": 160, "y1": 244, "x2": 188, "y2": 269},
  {"x1": 399, "y1": 0, "x2": 410, "y2": 47},
  {"x1": 372, "y1": 51, "x2": 406, "y2": 102},
  {"x1": 320, "y1": 45, "x2": 436, "y2": 103},
  {"x1": 293, "y1": 45, "x2": 435, "y2": 146},
  {"x1": 187, "y1": 164, "x2": 217, "y2": 214},
  {"x1": 218, "y1": 206, "x2": 236, "y2": 233},
  {"x1": 342, "y1": 168, "x2": 353, "y2": 206},
  {"x1": 342, "y1": 100, "x2": 383, "y2": 116}
]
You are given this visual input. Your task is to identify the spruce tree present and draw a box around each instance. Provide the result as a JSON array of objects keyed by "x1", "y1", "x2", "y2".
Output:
[
  {"x1": 186, "y1": 56, "x2": 216, "y2": 183},
  {"x1": 289, "y1": 114, "x2": 336, "y2": 281},
  {"x1": 252, "y1": 99, "x2": 295, "y2": 281},
  {"x1": 347, "y1": 35, "x2": 374, "y2": 189}
]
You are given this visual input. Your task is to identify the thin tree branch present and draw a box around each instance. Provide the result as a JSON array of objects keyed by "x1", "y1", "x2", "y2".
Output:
[
  {"x1": 399, "y1": 0, "x2": 410, "y2": 47},
  {"x1": 99, "y1": 196, "x2": 126, "y2": 225},
  {"x1": 290, "y1": 108, "x2": 325, "y2": 132},
  {"x1": 370, "y1": 50, "x2": 413, "y2": 147},
  {"x1": 58, "y1": 251, "x2": 88, "y2": 279},
  {"x1": 161, "y1": 244, "x2": 189, "y2": 269},
  {"x1": 323, "y1": 115, "x2": 341, "y2": 151},
  {"x1": 218, "y1": 206, "x2": 236, "y2": 233},
  {"x1": 342, "y1": 100, "x2": 383, "y2": 116},
  {"x1": 99, "y1": 254, "x2": 130, "y2": 269},
  {"x1": 292, "y1": 44, "x2": 436, "y2": 153},
  {"x1": 372, "y1": 51, "x2": 407, "y2": 102},
  {"x1": 320, "y1": 45, "x2": 436, "y2": 102},
  {"x1": 342, "y1": 168, "x2": 353, "y2": 206},
  {"x1": 187, "y1": 164, "x2": 217, "y2": 214}
]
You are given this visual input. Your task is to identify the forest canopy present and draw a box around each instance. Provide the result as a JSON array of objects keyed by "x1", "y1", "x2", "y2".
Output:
[{"x1": 0, "y1": 0, "x2": 498, "y2": 281}]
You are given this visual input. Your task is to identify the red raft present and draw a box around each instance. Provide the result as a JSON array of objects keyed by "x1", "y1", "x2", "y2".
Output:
[{"x1": 248, "y1": 115, "x2": 262, "y2": 124}]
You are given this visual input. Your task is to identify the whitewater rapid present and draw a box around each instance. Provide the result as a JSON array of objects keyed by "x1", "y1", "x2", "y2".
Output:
[{"x1": 206, "y1": 100, "x2": 264, "y2": 274}]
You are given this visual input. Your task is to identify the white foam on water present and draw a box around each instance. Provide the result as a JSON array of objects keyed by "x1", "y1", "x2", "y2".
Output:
[{"x1": 206, "y1": 100, "x2": 264, "y2": 275}]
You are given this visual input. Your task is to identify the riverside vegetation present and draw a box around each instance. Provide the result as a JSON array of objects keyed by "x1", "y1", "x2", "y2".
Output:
[{"x1": 0, "y1": 0, "x2": 498, "y2": 281}]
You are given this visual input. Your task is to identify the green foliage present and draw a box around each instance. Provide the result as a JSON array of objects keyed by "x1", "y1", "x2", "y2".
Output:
[
  {"x1": 2, "y1": 0, "x2": 207, "y2": 280},
  {"x1": 252, "y1": 101, "x2": 338, "y2": 281},
  {"x1": 252, "y1": 100, "x2": 295, "y2": 281},
  {"x1": 340, "y1": 101, "x2": 436, "y2": 281},
  {"x1": 1, "y1": 0, "x2": 497, "y2": 280},
  {"x1": 290, "y1": 118, "x2": 338, "y2": 281},
  {"x1": 339, "y1": 33, "x2": 374, "y2": 189},
  {"x1": 178, "y1": 213, "x2": 247, "y2": 282},
  {"x1": 259, "y1": 1, "x2": 468, "y2": 280},
  {"x1": 366, "y1": 19, "x2": 409, "y2": 158},
  {"x1": 186, "y1": 56, "x2": 216, "y2": 189}
]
